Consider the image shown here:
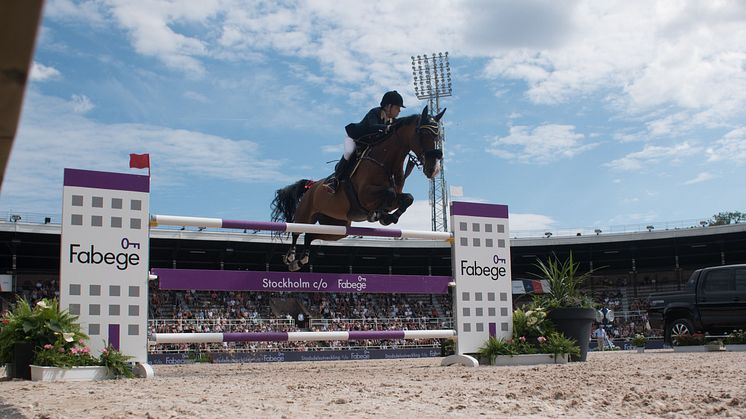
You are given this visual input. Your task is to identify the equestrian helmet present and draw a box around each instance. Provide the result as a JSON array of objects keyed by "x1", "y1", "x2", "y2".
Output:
[{"x1": 380, "y1": 90, "x2": 405, "y2": 108}]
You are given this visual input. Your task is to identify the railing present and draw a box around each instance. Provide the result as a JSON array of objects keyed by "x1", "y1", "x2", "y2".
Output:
[
  {"x1": 148, "y1": 318, "x2": 296, "y2": 332},
  {"x1": 308, "y1": 317, "x2": 453, "y2": 330},
  {"x1": 149, "y1": 340, "x2": 443, "y2": 354}
]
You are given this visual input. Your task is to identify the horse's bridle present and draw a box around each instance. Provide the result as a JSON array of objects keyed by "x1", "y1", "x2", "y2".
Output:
[{"x1": 411, "y1": 119, "x2": 443, "y2": 166}]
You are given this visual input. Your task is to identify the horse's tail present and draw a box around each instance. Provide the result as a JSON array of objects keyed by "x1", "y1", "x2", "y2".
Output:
[{"x1": 271, "y1": 179, "x2": 313, "y2": 223}]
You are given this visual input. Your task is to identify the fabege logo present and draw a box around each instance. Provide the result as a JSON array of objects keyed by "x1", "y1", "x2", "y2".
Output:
[
  {"x1": 69, "y1": 237, "x2": 141, "y2": 271},
  {"x1": 459, "y1": 254, "x2": 507, "y2": 280}
]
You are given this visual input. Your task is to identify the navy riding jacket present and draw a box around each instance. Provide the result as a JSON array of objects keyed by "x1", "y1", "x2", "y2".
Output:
[{"x1": 345, "y1": 107, "x2": 392, "y2": 144}]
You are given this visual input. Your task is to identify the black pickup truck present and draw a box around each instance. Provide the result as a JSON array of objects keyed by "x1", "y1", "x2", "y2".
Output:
[{"x1": 648, "y1": 264, "x2": 746, "y2": 343}]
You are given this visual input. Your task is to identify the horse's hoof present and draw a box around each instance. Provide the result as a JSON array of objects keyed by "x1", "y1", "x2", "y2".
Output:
[
  {"x1": 285, "y1": 253, "x2": 295, "y2": 263},
  {"x1": 300, "y1": 255, "x2": 309, "y2": 265}
]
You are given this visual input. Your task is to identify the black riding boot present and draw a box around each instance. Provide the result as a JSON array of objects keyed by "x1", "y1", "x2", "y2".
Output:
[{"x1": 325, "y1": 157, "x2": 350, "y2": 193}]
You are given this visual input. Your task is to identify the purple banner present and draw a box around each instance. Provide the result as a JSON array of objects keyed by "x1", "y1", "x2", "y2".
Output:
[
  {"x1": 451, "y1": 201, "x2": 508, "y2": 219},
  {"x1": 64, "y1": 168, "x2": 150, "y2": 192},
  {"x1": 153, "y1": 268, "x2": 451, "y2": 294}
]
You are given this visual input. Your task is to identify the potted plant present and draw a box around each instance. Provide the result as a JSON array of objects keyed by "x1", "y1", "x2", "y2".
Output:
[
  {"x1": 477, "y1": 331, "x2": 580, "y2": 366},
  {"x1": 630, "y1": 333, "x2": 647, "y2": 352},
  {"x1": 0, "y1": 298, "x2": 86, "y2": 379},
  {"x1": 31, "y1": 342, "x2": 134, "y2": 381},
  {"x1": 531, "y1": 252, "x2": 598, "y2": 361},
  {"x1": 672, "y1": 332, "x2": 725, "y2": 351},
  {"x1": 724, "y1": 329, "x2": 746, "y2": 351},
  {"x1": 0, "y1": 298, "x2": 134, "y2": 381},
  {"x1": 477, "y1": 306, "x2": 580, "y2": 366}
]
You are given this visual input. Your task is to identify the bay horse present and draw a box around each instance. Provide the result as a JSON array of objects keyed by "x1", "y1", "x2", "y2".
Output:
[{"x1": 271, "y1": 106, "x2": 445, "y2": 271}]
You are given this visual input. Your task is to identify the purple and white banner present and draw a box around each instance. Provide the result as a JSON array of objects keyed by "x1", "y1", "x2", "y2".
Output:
[{"x1": 153, "y1": 268, "x2": 451, "y2": 294}]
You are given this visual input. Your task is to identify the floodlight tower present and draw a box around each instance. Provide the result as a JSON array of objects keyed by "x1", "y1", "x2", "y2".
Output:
[{"x1": 412, "y1": 52, "x2": 452, "y2": 232}]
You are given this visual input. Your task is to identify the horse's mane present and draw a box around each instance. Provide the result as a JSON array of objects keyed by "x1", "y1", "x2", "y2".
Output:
[{"x1": 392, "y1": 114, "x2": 419, "y2": 129}]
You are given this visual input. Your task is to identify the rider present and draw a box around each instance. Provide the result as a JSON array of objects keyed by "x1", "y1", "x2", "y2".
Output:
[{"x1": 324, "y1": 90, "x2": 405, "y2": 193}]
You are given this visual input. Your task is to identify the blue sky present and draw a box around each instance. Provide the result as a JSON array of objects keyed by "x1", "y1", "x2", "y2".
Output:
[{"x1": 3, "y1": 0, "x2": 746, "y2": 236}]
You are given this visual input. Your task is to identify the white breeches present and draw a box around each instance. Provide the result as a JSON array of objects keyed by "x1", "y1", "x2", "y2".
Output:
[{"x1": 343, "y1": 136, "x2": 356, "y2": 160}]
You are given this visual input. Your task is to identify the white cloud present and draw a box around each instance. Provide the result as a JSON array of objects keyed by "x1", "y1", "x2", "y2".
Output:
[
  {"x1": 45, "y1": 0, "x2": 107, "y2": 25},
  {"x1": 684, "y1": 172, "x2": 715, "y2": 185},
  {"x1": 321, "y1": 144, "x2": 341, "y2": 154},
  {"x1": 30, "y1": 62, "x2": 61, "y2": 81},
  {"x1": 354, "y1": 197, "x2": 555, "y2": 236},
  {"x1": 48, "y1": 1, "x2": 746, "y2": 127},
  {"x1": 487, "y1": 124, "x2": 597, "y2": 164},
  {"x1": 70, "y1": 94, "x2": 94, "y2": 113},
  {"x1": 605, "y1": 142, "x2": 702, "y2": 171},
  {"x1": 510, "y1": 213, "x2": 555, "y2": 232},
  {"x1": 1, "y1": 91, "x2": 287, "y2": 212},
  {"x1": 183, "y1": 91, "x2": 209, "y2": 103},
  {"x1": 706, "y1": 128, "x2": 746, "y2": 163}
]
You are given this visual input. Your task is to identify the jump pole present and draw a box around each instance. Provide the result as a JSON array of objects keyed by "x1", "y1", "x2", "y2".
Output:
[
  {"x1": 149, "y1": 214, "x2": 452, "y2": 241},
  {"x1": 153, "y1": 330, "x2": 457, "y2": 344},
  {"x1": 60, "y1": 169, "x2": 513, "y2": 372}
]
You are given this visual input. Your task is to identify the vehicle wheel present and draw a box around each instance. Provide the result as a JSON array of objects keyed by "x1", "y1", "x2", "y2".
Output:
[{"x1": 665, "y1": 318, "x2": 694, "y2": 344}]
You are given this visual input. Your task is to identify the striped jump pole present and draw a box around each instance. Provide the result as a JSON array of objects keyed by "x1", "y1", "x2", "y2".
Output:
[
  {"x1": 150, "y1": 214, "x2": 453, "y2": 241},
  {"x1": 151, "y1": 330, "x2": 457, "y2": 345}
]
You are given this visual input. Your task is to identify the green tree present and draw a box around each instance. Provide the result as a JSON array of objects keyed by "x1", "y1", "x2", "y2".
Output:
[{"x1": 709, "y1": 211, "x2": 745, "y2": 226}]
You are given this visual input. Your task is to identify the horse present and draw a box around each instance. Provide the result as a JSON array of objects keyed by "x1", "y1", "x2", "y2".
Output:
[{"x1": 271, "y1": 106, "x2": 445, "y2": 271}]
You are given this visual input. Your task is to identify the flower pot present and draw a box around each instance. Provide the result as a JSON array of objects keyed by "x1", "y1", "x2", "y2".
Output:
[
  {"x1": 547, "y1": 307, "x2": 595, "y2": 362},
  {"x1": 705, "y1": 343, "x2": 726, "y2": 352},
  {"x1": 672, "y1": 345, "x2": 706, "y2": 353},
  {"x1": 30, "y1": 365, "x2": 112, "y2": 382},
  {"x1": 490, "y1": 353, "x2": 569, "y2": 366},
  {"x1": 13, "y1": 342, "x2": 34, "y2": 380},
  {"x1": 726, "y1": 344, "x2": 746, "y2": 352}
]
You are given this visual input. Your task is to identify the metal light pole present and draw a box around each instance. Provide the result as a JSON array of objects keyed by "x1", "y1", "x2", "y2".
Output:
[{"x1": 412, "y1": 52, "x2": 452, "y2": 232}]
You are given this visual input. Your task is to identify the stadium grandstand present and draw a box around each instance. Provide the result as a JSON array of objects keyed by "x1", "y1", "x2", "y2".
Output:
[{"x1": 2, "y1": 213, "x2": 746, "y2": 362}]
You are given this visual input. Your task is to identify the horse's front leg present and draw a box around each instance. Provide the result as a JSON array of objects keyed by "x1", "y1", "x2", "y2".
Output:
[{"x1": 381, "y1": 193, "x2": 414, "y2": 225}]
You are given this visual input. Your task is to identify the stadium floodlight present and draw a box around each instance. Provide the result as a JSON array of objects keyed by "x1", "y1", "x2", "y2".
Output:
[
  {"x1": 594, "y1": 229, "x2": 602, "y2": 235},
  {"x1": 411, "y1": 52, "x2": 452, "y2": 232},
  {"x1": 646, "y1": 225, "x2": 654, "y2": 232},
  {"x1": 544, "y1": 232, "x2": 552, "y2": 238},
  {"x1": 699, "y1": 221, "x2": 708, "y2": 227},
  {"x1": 9, "y1": 214, "x2": 21, "y2": 222}
]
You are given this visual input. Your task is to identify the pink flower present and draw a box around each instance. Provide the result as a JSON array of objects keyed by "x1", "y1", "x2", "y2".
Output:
[
  {"x1": 81, "y1": 347, "x2": 90, "y2": 353},
  {"x1": 43, "y1": 344, "x2": 53, "y2": 350},
  {"x1": 519, "y1": 336, "x2": 526, "y2": 343},
  {"x1": 58, "y1": 348, "x2": 65, "y2": 353},
  {"x1": 79, "y1": 339, "x2": 85, "y2": 344},
  {"x1": 537, "y1": 336, "x2": 547, "y2": 344},
  {"x1": 70, "y1": 347, "x2": 79, "y2": 354}
]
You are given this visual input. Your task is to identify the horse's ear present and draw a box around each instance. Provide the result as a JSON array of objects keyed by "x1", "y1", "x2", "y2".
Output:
[
  {"x1": 420, "y1": 106, "x2": 429, "y2": 121},
  {"x1": 434, "y1": 108, "x2": 446, "y2": 122}
]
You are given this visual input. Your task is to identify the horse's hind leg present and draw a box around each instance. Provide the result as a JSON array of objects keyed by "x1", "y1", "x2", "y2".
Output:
[{"x1": 283, "y1": 232, "x2": 300, "y2": 266}]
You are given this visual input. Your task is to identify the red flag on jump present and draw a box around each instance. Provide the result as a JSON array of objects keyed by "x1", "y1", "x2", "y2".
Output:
[{"x1": 129, "y1": 153, "x2": 150, "y2": 169}]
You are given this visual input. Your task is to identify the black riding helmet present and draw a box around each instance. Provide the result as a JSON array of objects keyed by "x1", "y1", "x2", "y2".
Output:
[{"x1": 380, "y1": 90, "x2": 405, "y2": 108}]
